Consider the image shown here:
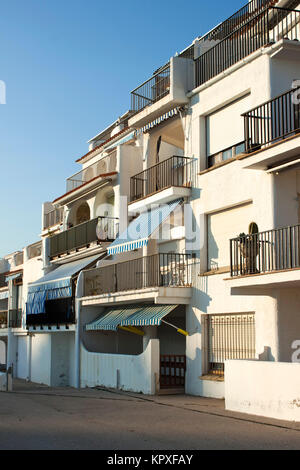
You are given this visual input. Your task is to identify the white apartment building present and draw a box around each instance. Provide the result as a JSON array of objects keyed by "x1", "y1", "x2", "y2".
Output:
[{"x1": 2, "y1": 0, "x2": 300, "y2": 423}]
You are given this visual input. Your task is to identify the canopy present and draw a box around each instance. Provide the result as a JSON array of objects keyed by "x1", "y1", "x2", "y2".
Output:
[
  {"x1": 5, "y1": 272, "x2": 22, "y2": 282},
  {"x1": 120, "y1": 305, "x2": 178, "y2": 327},
  {"x1": 137, "y1": 107, "x2": 180, "y2": 134},
  {"x1": 86, "y1": 304, "x2": 178, "y2": 331},
  {"x1": 85, "y1": 306, "x2": 142, "y2": 331},
  {"x1": 27, "y1": 254, "x2": 100, "y2": 315},
  {"x1": 107, "y1": 199, "x2": 182, "y2": 256}
]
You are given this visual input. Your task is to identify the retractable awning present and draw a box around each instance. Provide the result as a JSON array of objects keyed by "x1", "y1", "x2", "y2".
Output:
[
  {"x1": 85, "y1": 306, "x2": 142, "y2": 331},
  {"x1": 5, "y1": 272, "x2": 22, "y2": 282},
  {"x1": 27, "y1": 255, "x2": 100, "y2": 315},
  {"x1": 137, "y1": 108, "x2": 180, "y2": 134},
  {"x1": 120, "y1": 305, "x2": 178, "y2": 327},
  {"x1": 85, "y1": 304, "x2": 179, "y2": 332},
  {"x1": 107, "y1": 199, "x2": 182, "y2": 256}
]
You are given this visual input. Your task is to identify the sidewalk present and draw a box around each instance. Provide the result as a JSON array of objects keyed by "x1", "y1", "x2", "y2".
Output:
[{"x1": 9, "y1": 379, "x2": 300, "y2": 433}]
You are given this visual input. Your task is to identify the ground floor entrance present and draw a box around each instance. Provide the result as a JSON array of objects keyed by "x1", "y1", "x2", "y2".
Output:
[{"x1": 160, "y1": 354, "x2": 186, "y2": 389}]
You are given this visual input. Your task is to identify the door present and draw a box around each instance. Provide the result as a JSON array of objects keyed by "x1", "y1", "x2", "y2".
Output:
[
  {"x1": 17, "y1": 336, "x2": 28, "y2": 379},
  {"x1": 160, "y1": 355, "x2": 186, "y2": 389}
]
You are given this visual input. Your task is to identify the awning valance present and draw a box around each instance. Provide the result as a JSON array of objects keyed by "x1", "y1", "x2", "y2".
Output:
[
  {"x1": 85, "y1": 306, "x2": 142, "y2": 331},
  {"x1": 107, "y1": 199, "x2": 182, "y2": 256},
  {"x1": 27, "y1": 255, "x2": 100, "y2": 315},
  {"x1": 121, "y1": 305, "x2": 178, "y2": 327},
  {"x1": 137, "y1": 108, "x2": 180, "y2": 134},
  {"x1": 5, "y1": 272, "x2": 22, "y2": 282}
]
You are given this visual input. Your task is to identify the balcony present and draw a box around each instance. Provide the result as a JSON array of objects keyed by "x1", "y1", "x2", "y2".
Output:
[
  {"x1": 26, "y1": 298, "x2": 75, "y2": 327},
  {"x1": 44, "y1": 207, "x2": 64, "y2": 231},
  {"x1": 195, "y1": 6, "x2": 300, "y2": 88},
  {"x1": 83, "y1": 253, "x2": 193, "y2": 305},
  {"x1": 0, "y1": 274, "x2": 7, "y2": 289},
  {"x1": 129, "y1": 156, "x2": 192, "y2": 211},
  {"x1": 49, "y1": 216, "x2": 119, "y2": 259},
  {"x1": 66, "y1": 154, "x2": 117, "y2": 193},
  {"x1": 231, "y1": 224, "x2": 300, "y2": 277},
  {"x1": 0, "y1": 311, "x2": 7, "y2": 329},
  {"x1": 131, "y1": 65, "x2": 171, "y2": 115},
  {"x1": 9, "y1": 309, "x2": 22, "y2": 328}
]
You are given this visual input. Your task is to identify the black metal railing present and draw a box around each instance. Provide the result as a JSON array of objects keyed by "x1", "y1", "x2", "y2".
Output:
[
  {"x1": 230, "y1": 224, "x2": 300, "y2": 276},
  {"x1": 195, "y1": 6, "x2": 300, "y2": 88},
  {"x1": 130, "y1": 156, "x2": 192, "y2": 202},
  {"x1": 14, "y1": 253, "x2": 23, "y2": 267},
  {"x1": 44, "y1": 207, "x2": 64, "y2": 230},
  {"x1": 84, "y1": 253, "x2": 193, "y2": 296},
  {"x1": 131, "y1": 65, "x2": 171, "y2": 114},
  {"x1": 200, "y1": 0, "x2": 274, "y2": 45},
  {"x1": 50, "y1": 216, "x2": 119, "y2": 259},
  {"x1": 26, "y1": 298, "x2": 75, "y2": 327},
  {"x1": 243, "y1": 86, "x2": 300, "y2": 153},
  {"x1": 0, "y1": 311, "x2": 8, "y2": 329},
  {"x1": 9, "y1": 309, "x2": 22, "y2": 328}
]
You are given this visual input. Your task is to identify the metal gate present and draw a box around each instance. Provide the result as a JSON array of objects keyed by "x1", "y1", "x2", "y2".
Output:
[{"x1": 160, "y1": 355, "x2": 186, "y2": 389}]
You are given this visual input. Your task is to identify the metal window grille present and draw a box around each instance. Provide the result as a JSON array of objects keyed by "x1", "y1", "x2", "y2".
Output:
[{"x1": 208, "y1": 313, "x2": 256, "y2": 375}]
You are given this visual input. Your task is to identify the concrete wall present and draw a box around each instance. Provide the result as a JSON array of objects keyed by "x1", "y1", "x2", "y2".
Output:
[
  {"x1": 225, "y1": 360, "x2": 300, "y2": 422},
  {"x1": 80, "y1": 338, "x2": 160, "y2": 395},
  {"x1": 31, "y1": 334, "x2": 52, "y2": 386}
]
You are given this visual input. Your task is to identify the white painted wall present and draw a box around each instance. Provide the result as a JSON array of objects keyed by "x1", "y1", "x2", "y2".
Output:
[
  {"x1": 80, "y1": 338, "x2": 160, "y2": 395},
  {"x1": 225, "y1": 360, "x2": 300, "y2": 422},
  {"x1": 0, "y1": 340, "x2": 6, "y2": 365},
  {"x1": 31, "y1": 334, "x2": 52, "y2": 385}
]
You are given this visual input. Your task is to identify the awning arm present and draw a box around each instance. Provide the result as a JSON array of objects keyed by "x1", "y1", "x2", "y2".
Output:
[
  {"x1": 161, "y1": 319, "x2": 189, "y2": 337},
  {"x1": 118, "y1": 326, "x2": 145, "y2": 336}
]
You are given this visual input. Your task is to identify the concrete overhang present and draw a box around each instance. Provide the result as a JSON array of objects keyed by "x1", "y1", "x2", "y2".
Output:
[
  {"x1": 128, "y1": 186, "x2": 191, "y2": 214},
  {"x1": 238, "y1": 134, "x2": 300, "y2": 171},
  {"x1": 225, "y1": 268, "x2": 300, "y2": 289},
  {"x1": 81, "y1": 286, "x2": 192, "y2": 307}
]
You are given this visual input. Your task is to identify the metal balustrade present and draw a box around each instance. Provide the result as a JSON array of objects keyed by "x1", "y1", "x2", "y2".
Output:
[
  {"x1": 84, "y1": 253, "x2": 193, "y2": 297},
  {"x1": 130, "y1": 156, "x2": 192, "y2": 202},
  {"x1": 195, "y1": 6, "x2": 300, "y2": 88},
  {"x1": 230, "y1": 224, "x2": 300, "y2": 276},
  {"x1": 66, "y1": 154, "x2": 117, "y2": 192},
  {"x1": 49, "y1": 216, "x2": 119, "y2": 259},
  {"x1": 0, "y1": 311, "x2": 8, "y2": 329},
  {"x1": 243, "y1": 86, "x2": 300, "y2": 153},
  {"x1": 131, "y1": 65, "x2": 171, "y2": 114},
  {"x1": 44, "y1": 208, "x2": 64, "y2": 230},
  {"x1": 9, "y1": 309, "x2": 22, "y2": 328}
]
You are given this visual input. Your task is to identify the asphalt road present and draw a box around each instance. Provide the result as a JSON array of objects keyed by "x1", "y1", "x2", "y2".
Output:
[{"x1": 0, "y1": 381, "x2": 299, "y2": 450}]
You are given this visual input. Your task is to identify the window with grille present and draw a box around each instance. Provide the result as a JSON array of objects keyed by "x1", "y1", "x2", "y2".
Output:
[{"x1": 208, "y1": 313, "x2": 256, "y2": 375}]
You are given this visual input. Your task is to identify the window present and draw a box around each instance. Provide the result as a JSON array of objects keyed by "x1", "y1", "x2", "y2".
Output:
[{"x1": 207, "y1": 313, "x2": 256, "y2": 376}]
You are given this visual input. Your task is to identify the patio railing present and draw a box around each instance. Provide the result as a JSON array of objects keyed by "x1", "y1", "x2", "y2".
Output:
[{"x1": 131, "y1": 65, "x2": 171, "y2": 114}]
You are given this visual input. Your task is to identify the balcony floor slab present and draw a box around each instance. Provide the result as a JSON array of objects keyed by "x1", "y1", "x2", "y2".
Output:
[{"x1": 225, "y1": 267, "x2": 300, "y2": 289}]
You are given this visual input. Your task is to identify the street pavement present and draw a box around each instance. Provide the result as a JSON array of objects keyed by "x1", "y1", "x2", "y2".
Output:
[{"x1": 0, "y1": 380, "x2": 299, "y2": 450}]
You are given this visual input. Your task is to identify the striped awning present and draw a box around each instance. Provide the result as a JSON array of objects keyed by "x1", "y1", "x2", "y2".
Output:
[
  {"x1": 5, "y1": 272, "x2": 22, "y2": 282},
  {"x1": 137, "y1": 107, "x2": 180, "y2": 135},
  {"x1": 85, "y1": 306, "x2": 142, "y2": 331},
  {"x1": 105, "y1": 131, "x2": 135, "y2": 151},
  {"x1": 27, "y1": 255, "x2": 100, "y2": 315},
  {"x1": 121, "y1": 305, "x2": 178, "y2": 327},
  {"x1": 0, "y1": 290, "x2": 8, "y2": 300},
  {"x1": 107, "y1": 199, "x2": 182, "y2": 256}
]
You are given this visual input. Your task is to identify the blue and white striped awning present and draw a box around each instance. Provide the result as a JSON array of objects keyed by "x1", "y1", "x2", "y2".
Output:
[
  {"x1": 5, "y1": 272, "x2": 22, "y2": 282},
  {"x1": 107, "y1": 199, "x2": 182, "y2": 256},
  {"x1": 85, "y1": 306, "x2": 143, "y2": 331},
  {"x1": 0, "y1": 290, "x2": 8, "y2": 300},
  {"x1": 121, "y1": 305, "x2": 178, "y2": 327},
  {"x1": 137, "y1": 107, "x2": 180, "y2": 134},
  {"x1": 27, "y1": 255, "x2": 100, "y2": 315}
]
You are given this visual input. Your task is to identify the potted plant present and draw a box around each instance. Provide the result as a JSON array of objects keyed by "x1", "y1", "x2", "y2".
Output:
[{"x1": 238, "y1": 223, "x2": 260, "y2": 274}]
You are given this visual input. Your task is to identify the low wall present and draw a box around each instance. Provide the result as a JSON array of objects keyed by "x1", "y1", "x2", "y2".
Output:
[
  {"x1": 0, "y1": 372, "x2": 6, "y2": 391},
  {"x1": 225, "y1": 360, "x2": 300, "y2": 422},
  {"x1": 80, "y1": 339, "x2": 160, "y2": 395}
]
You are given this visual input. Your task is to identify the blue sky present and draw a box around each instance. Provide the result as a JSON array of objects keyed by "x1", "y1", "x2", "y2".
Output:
[{"x1": 0, "y1": 0, "x2": 244, "y2": 257}]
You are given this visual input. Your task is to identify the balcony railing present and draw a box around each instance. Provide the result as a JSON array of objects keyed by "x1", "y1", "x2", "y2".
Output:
[
  {"x1": 44, "y1": 207, "x2": 64, "y2": 230},
  {"x1": 9, "y1": 309, "x2": 22, "y2": 328},
  {"x1": 131, "y1": 65, "x2": 171, "y2": 114},
  {"x1": 26, "y1": 298, "x2": 75, "y2": 327},
  {"x1": 0, "y1": 311, "x2": 8, "y2": 329},
  {"x1": 130, "y1": 156, "x2": 192, "y2": 203},
  {"x1": 66, "y1": 154, "x2": 117, "y2": 192},
  {"x1": 243, "y1": 86, "x2": 300, "y2": 153},
  {"x1": 195, "y1": 6, "x2": 300, "y2": 88},
  {"x1": 49, "y1": 216, "x2": 119, "y2": 259},
  {"x1": 207, "y1": 141, "x2": 246, "y2": 168},
  {"x1": 0, "y1": 274, "x2": 7, "y2": 289},
  {"x1": 230, "y1": 224, "x2": 300, "y2": 277},
  {"x1": 14, "y1": 253, "x2": 23, "y2": 267},
  {"x1": 84, "y1": 253, "x2": 193, "y2": 297}
]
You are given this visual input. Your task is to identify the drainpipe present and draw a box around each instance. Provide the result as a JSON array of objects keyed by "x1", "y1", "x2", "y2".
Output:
[{"x1": 74, "y1": 271, "x2": 84, "y2": 389}]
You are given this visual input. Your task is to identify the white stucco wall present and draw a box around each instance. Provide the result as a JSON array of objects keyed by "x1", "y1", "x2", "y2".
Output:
[
  {"x1": 225, "y1": 360, "x2": 300, "y2": 422},
  {"x1": 31, "y1": 334, "x2": 52, "y2": 386},
  {"x1": 80, "y1": 338, "x2": 160, "y2": 395}
]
